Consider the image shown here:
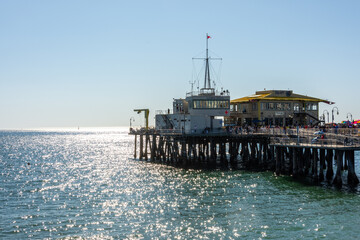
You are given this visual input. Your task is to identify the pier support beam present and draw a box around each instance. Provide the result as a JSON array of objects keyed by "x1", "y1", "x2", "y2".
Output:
[
  {"x1": 134, "y1": 134, "x2": 137, "y2": 159},
  {"x1": 139, "y1": 134, "x2": 144, "y2": 160},
  {"x1": 319, "y1": 149, "x2": 325, "y2": 182},
  {"x1": 151, "y1": 135, "x2": 156, "y2": 161},
  {"x1": 275, "y1": 147, "x2": 281, "y2": 176},
  {"x1": 312, "y1": 148, "x2": 318, "y2": 183},
  {"x1": 144, "y1": 135, "x2": 149, "y2": 160},
  {"x1": 346, "y1": 150, "x2": 359, "y2": 186},
  {"x1": 269, "y1": 145, "x2": 275, "y2": 171},
  {"x1": 333, "y1": 150, "x2": 343, "y2": 187},
  {"x1": 326, "y1": 149, "x2": 334, "y2": 181}
]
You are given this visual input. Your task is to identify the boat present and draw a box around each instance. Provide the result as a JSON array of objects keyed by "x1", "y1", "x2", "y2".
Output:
[{"x1": 155, "y1": 34, "x2": 230, "y2": 134}]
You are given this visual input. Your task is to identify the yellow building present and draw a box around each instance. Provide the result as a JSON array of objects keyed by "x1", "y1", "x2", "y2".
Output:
[{"x1": 227, "y1": 90, "x2": 334, "y2": 127}]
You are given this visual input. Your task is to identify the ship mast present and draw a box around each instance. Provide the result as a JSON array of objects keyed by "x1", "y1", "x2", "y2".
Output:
[
  {"x1": 192, "y1": 33, "x2": 222, "y2": 94},
  {"x1": 204, "y1": 33, "x2": 211, "y2": 89}
]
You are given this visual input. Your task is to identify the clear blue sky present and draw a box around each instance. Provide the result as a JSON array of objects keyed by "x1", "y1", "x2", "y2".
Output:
[{"x1": 1, "y1": 0, "x2": 359, "y2": 129}]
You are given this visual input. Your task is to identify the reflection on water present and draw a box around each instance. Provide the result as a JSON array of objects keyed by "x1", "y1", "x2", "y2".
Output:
[{"x1": 1, "y1": 128, "x2": 360, "y2": 239}]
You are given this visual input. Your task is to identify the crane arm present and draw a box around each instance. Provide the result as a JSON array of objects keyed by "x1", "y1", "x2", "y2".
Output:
[{"x1": 134, "y1": 109, "x2": 149, "y2": 130}]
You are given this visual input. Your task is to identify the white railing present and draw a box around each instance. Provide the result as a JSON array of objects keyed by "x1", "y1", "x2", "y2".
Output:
[
  {"x1": 226, "y1": 126, "x2": 360, "y2": 147},
  {"x1": 186, "y1": 89, "x2": 230, "y2": 97},
  {"x1": 155, "y1": 109, "x2": 173, "y2": 115}
]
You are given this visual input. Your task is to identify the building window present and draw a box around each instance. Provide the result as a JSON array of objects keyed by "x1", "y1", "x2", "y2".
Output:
[
  {"x1": 193, "y1": 100, "x2": 230, "y2": 109},
  {"x1": 294, "y1": 103, "x2": 300, "y2": 112},
  {"x1": 306, "y1": 103, "x2": 311, "y2": 111},
  {"x1": 312, "y1": 104, "x2": 317, "y2": 111},
  {"x1": 252, "y1": 103, "x2": 257, "y2": 110},
  {"x1": 269, "y1": 103, "x2": 275, "y2": 110},
  {"x1": 262, "y1": 102, "x2": 294, "y2": 111},
  {"x1": 261, "y1": 103, "x2": 266, "y2": 110},
  {"x1": 305, "y1": 103, "x2": 317, "y2": 111},
  {"x1": 242, "y1": 104, "x2": 248, "y2": 113},
  {"x1": 284, "y1": 103, "x2": 291, "y2": 111}
]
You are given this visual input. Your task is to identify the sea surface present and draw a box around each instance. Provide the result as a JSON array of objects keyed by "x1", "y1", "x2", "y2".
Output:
[{"x1": 1, "y1": 128, "x2": 360, "y2": 239}]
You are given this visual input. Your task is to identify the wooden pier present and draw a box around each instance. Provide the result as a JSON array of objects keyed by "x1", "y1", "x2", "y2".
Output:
[{"x1": 130, "y1": 129, "x2": 360, "y2": 188}]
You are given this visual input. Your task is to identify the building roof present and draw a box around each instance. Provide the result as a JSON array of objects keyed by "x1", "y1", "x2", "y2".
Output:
[{"x1": 231, "y1": 90, "x2": 334, "y2": 104}]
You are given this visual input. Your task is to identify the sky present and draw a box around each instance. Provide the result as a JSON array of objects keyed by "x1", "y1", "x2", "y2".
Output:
[{"x1": 0, "y1": 0, "x2": 359, "y2": 129}]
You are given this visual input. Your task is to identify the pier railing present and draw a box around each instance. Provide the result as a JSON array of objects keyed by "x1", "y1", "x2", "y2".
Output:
[
  {"x1": 186, "y1": 90, "x2": 230, "y2": 97},
  {"x1": 252, "y1": 127, "x2": 360, "y2": 148}
]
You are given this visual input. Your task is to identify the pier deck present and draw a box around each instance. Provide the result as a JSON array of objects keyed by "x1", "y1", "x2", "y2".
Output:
[{"x1": 130, "y1": 128, "x2": 360, "y2": 188}]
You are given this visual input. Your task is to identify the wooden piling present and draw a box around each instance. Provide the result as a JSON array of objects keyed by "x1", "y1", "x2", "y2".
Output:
[
  {"x1": 333, "y1": 150, "x2": 343, "y2": 187},
  {"x1": 326, "y1": 149, "x2": 334, "y2": 181},
  {"x1": 139, "y1": 134, "x2": 144, "y2": 160},
  {"x1": 130, "y1": 131, "x2": 359, "y2": 188},
  {"x1": 319, "y1": 149, "x2": 325, "y2": 181},
  {"x1": 134, "y1": 134, "x2": 137, "y2": 159},
  {"x1": 312, "y1": 148, "x2": 318, "y2": 182},
  {"x1": 347, "y1": 150, "x2": 359, "y2": 186}
]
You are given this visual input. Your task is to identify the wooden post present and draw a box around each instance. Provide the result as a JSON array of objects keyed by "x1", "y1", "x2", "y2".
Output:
[
  {"x1": 229, "y1": 141, "x2": 235, "y2": 166},
  {"x1": 151, "y1": 135, "x2": 156, "y2": 161},
  {"x1": 162, "y1": 139, "x2": 166, "y2": 162},
  {"x1": 319, "y1": 149, "x2": 325, "y2": 182},
  {"x1": 162, "y1": 138, "x2": 167, "y2": 162},
  {"x1": 312, "y1": 148, "x2": 318, "y2": 182},
  {"x1": 243, "y1": 143, "x2": 250, "y2": 168},
  {"x1": 292, "y1": 148, "x2": 298, "y2": 177},
  {"x1": 220, "y1": 141, "x2": 227, "y2": 168},
  {"x1": 333, "y1": 150, "x2": 343, "y2": 187},
  {"x1": 173, "y1": 139, "x2": 177, "y2": 163},
  {"x1": 199, "y1": 142, "x2": 204, "y2": 163},
  {"x1": 139, "y1": 134, "x2": 144, "y2": 160},
  {"x1": 250, "y1": 141, "x2": 256, "y2": 169},
  {"x1": 326, "y1": 149, "x2": 334, "y2": 181},
  {"x1": 134, "y1": 134, "x2": 137, "y2": 159},
  {"x1": 167, "y1": 140, "x2": 171, "y2": 163},
  {"x1": 288, "y1": 147, "x2": 293, "y2": 175},
  {"x1": 275, "y1": 147, "x2": 281, "y2": 176},
  {"x1": 263, "y1": 142, "x2": 268, "y2": 170},
  {"x1": 193, "y1": 142, "x2": 198, "y2": 164},
  {"x1": 347, "y1": 150, "x2": 359, "y2": 186},
  {"x1": 188, "y1": 140, "x2": 193, "y2": 164},
  {"x1": 144, "y1": 134, "x2": 149, "y2": 160},
  {"x1": 181, "y1": 140, "x2": 187, "y2": 166},
  {"x1": 304, "y1": 148, "x2": 310, "y2": 176},
  {"x1": 270, "y1": 145, "x2": 275, "y2": 171},
  {"x1": 343, "y1": 151, "x2": 348, "y2": 170},
  {"x1": 206, "y1": 141, "x2": 210, "y2": 163}
]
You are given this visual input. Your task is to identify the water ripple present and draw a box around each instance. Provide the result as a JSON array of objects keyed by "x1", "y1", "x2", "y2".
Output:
[{"x1": 1, "y1": 128, "x2": 360, "y2": 239}]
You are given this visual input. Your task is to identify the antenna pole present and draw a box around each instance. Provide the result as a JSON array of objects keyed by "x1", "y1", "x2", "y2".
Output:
[{"x1": 204, "y1": 33, "x2": 211, "y2": 89}]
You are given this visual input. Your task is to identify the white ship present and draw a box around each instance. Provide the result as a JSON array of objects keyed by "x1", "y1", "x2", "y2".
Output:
[{"x1": 155, "y1": 34, "x2": 230, "y2": 134}]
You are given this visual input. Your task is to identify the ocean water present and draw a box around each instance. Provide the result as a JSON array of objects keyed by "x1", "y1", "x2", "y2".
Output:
[{"x1": 1, "y1": 128, "x2": 360, "y2": 239}]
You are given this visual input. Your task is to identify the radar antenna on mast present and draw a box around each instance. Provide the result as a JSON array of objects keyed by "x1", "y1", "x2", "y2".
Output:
[{"x1": 192, "y1": 33, "x2": 222, "y2": 94}]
